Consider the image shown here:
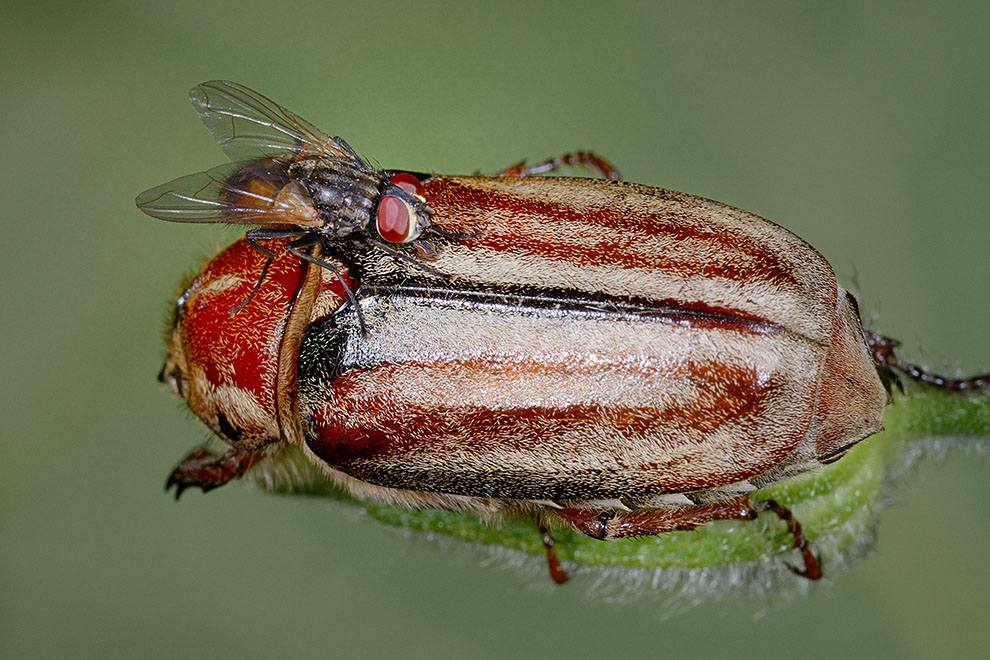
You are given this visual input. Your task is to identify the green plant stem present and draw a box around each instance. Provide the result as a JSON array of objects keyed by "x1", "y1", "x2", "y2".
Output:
[{"x1": 253, "y1": 387, "x2": 989, "y2": 571}]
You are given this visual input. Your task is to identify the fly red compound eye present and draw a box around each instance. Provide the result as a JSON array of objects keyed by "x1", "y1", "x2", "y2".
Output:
[
  {"x1": 388, "y1": 172, "x2": 424, "y2": 198},
  {"x1": 376, "y1": 194, "x2": 417, "y2": 243}
]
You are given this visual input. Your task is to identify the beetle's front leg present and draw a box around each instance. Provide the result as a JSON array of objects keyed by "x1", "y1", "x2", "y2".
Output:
[
  {"x1": 553, "y1": 496, "x2": 822, "y2": 580},
  {"x1": 494, "y1": 152, "x2": 620, "y2": 180},
  {"x1": 165, "y1": 446, "x2": 259, "y2": 500}
]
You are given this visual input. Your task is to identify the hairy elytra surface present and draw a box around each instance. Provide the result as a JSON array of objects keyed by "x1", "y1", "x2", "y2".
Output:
[{"x1": 302, "y1": 175, "x2": 886, "y2": 508}]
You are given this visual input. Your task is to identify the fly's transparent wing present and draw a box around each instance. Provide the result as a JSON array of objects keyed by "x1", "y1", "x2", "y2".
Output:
[
  {"x1": 135, "y1": 159, "x2": 320, "y2": 227},
  {"x1": 189, "y1": 80, "x2": 364, "y2": 165}
]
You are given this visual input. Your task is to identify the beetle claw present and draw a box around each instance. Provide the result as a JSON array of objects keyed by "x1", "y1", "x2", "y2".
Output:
[
  {"x1": 785, "y1": 553, "x2": 823, "y2": 580},
  {"x1": 751, "y1": 499, "x2": 823, "y2": 580},
  {"x1": 165, "y1": 478, "x2": 191, "y2": 500}
]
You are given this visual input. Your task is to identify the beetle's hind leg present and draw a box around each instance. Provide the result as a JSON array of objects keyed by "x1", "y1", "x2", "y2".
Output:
[
  {"x1": 494, "y1": 152, "x2": 621, "y2": 181},
  {"x1": 165, "y1": 446, "x2": 259, "y2": 500},
  {"x1": 749, "y1": 499, "x2": 822, "y2": 579},
  {"x1": 553, "y1": 497, "x2": 755, "y2": 539},
  {"x1": 866, "y1": 331, "x2": 990, "y2": 392},
  {"x1": 552, "y1": 495, "x2": 822, "y2": 580}
]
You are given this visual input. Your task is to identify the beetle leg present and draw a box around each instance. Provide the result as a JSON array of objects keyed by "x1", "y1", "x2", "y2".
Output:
[
  {"x1": 866, "y1": 331, "x2": 989, "y2": 392},
  {"x1": 537, "y1": 521, "x2": 570, "y2": 584},
  {"x1": 553, "y1": 497, "x2": 755, "y2": 540},
  {"x1": 165, "y1": 446, "x2": 259, "y2": 500},
  {"x1": 494, "y1": 152, "x2": 621, "y2": 181},
  {"x1": 749, "y1": 499, "x2": 822, "y2": 580},
  {"x1": 553, "y1": 496, "x2": 822, "y2": 580}
]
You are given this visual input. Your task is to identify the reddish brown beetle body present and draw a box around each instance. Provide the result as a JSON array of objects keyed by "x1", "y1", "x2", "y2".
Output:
[
  {"x1": 158, "y1": 171, "x2": 935, "y2": 581},
  {"x1": 147, "y1": 84, "x2": 987, "y2": 582}
]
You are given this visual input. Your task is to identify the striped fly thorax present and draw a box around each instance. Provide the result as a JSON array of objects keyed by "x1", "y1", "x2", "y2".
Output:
[{"x1": 289, "y1": 156, "x2": 387, "y2": 238}]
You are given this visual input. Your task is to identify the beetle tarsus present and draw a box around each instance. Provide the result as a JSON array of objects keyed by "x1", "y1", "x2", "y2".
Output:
[
  {"x1": 750, "y1": 499, "x2": 822, "y2": 581},
  {"x1": 165, "y1": 446, "x2": 256, "y2": 499},
  {"x1": 495, "y1": 152, "x2": 621, "y2": 181},
  {"x1": 866, "y1": 331, "x2": 990, "y2": 392}
]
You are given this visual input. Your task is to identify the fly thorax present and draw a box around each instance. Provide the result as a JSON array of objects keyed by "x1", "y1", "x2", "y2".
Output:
[{"x1": 289, "y1": 157, "x2": 386, "y2": 237}]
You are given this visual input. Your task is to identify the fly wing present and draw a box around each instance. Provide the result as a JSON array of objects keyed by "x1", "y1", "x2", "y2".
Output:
[
  {"x1": 189, "y1": 80, "x2": 365, "y2": 165},
  {"x1": 135, "y1": 159, "x2": 319, "y2": 227}
]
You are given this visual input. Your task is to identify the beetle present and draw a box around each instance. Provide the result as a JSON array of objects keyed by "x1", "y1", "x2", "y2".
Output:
[
  {"x1": 136, "y1": 81, "x2": 616, "y2": 324},
  {"x1": 157, "y1": 159, "x2": 989, "y2": 584}
]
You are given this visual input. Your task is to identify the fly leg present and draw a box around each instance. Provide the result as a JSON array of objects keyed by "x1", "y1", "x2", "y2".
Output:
[
  {"x1": 230, "y1": 228, "x2": 310, "y2": 315},
  {"x1": 420, "y1": 226, "x2": 481, "y2": 243},
  {"x1": 284, "y1": 236, "x2": 367, "y2": 336},
  {"x1": 360, "y1": 235, "x2": 454, "y2": 281}
]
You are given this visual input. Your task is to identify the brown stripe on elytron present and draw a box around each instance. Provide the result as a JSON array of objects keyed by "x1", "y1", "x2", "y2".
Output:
[
  {"x1": 306, "y1": 356, "x2": 790, "y2": 493},
  {"x1": 310, "y1": 404, "x2": 791, "y2": 498},
  {"x1": 427, "y1": 178, "x2": 805, "y2": 290},
  {"x1": 656, "y1": 360, "x2": 781, "y2": 434}
]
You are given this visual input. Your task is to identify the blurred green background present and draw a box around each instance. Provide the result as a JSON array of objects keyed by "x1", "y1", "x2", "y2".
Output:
[{"x1": 3, "y1": 1, "x2": 988, "y2": 658}]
